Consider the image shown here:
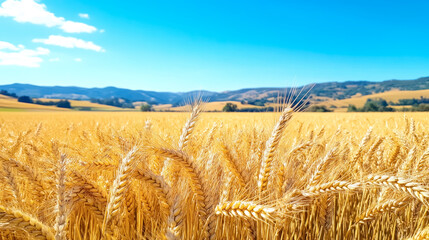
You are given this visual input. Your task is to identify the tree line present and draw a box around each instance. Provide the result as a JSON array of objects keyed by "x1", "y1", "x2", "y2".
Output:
[{"x1": 347, "y1": 98, "x2": 429, "y2": 112}]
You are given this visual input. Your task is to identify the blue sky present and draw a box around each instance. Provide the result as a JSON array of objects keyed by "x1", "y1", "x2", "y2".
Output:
[{"x1": 1, "y1": 0, "x2": 429, "y2": 92}]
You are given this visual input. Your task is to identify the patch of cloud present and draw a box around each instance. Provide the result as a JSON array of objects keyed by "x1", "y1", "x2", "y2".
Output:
[
  {"x1": 74, "y1": 58, "x2": 82, "y2": 62},
  {"x1": 99, "y1": 29, "x2": 105, "y2": 33},
  {"x1": 78, "y1": 13, "x2": 89, "y2": 19},
  {"x1": 49, "y1": 57, "x2": 59, "y2": 62},
  {"x1": 0, "y1": 40, "x2": 19, "y2": 50},
  {"x1": 0, "y1": 0, "x2": 97, "y2": 33},
  {"x1": 0, "y1": 41, "x2": 49, "y2": 67},
  {"x1": 60, "y1": 20, "x2": 96, "y2": 33},
  {"x1": 33, "y1": 35, "x2": 104, "y2": 52}
]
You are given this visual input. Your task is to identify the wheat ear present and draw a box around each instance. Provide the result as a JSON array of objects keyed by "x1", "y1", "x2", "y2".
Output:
[
  {"x1": 162, "y1": 101, "x2": 202, "y2": 185},
  {"x1": 2, "y1": 164, "x2": 22, "y2": 205},
  {"x1": 166, "y1": 195, "x2": 185, "y2": 240},
  {"x1": 178, "y1": 102, "x2": 202, "y2": 150},
  {"x1": 69, "y1": 171, "x2": 107, "y2": 221},
  {"x1": 154, "y1": 148, "x2": 207, "y2": 218},
  {"x1": 1, "y1": 156, "x2": 45, "y2": 200},
  {"x1": 416, "y1": 147, "x2": 429, "y2": 173},
  {"x1": 356, "y1": 198, "x2": 408, "y2": 224},
  {"x1": 258, "y1": 107, "x2": 293, "y2": 193},
  {"x1": 302, "y1": 181, "x2": 361, "y2": 197},
  {"x1": 350, "y1": 126, "x2": 372, "y2": 170},
  {"x1": 215, "y1": 201, "x2": 277, "y2": 222},
  {"x1": 134, "y1": 168, "x2": 170, "y2": 214},
  {"x1": 102, "y1": 147, "x2": 138, "y2": 235},
  {"x1": 307, "y1": 147, "x2": 337, "y2": 186},
  {"x1": 366, "y1": 175, "x2": 429, "y2": 205},
  {"x1": 54, "y1": 154, "x2": 68, "y2": 240},
  {"x1": 0, "y1": 205, "x2": 55, "y2": 240},
  {"x1": 220, "y1": 142, "x2": 246, "y2": 188}
]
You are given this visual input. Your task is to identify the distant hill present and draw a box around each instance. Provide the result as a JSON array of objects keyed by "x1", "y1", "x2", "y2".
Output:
[{"x1": 1, "y1": 77, "x2": 428, "y2": 105}]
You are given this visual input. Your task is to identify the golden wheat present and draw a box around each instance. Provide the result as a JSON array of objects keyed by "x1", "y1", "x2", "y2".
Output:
[{"x1": 0, "y1": 110, "x2": 428, "y2": 239}]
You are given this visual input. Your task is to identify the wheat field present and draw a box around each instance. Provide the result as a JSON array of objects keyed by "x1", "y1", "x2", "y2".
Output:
[{"x1": 0, "y1": 109, "x2": 428, "y2": 239}]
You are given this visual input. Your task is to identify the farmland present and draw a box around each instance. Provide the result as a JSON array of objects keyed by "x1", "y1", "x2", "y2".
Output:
[
  {"x1": 0, "y1": 109, "x2": 428, "y2": 239},
  {"x1": 318, "y1": 89, "x2": 429, "y2": 111}
]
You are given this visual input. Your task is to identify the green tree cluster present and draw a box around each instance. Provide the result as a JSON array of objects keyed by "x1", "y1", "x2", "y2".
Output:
[
  {"x1": 140, "y1": 103, "x2": 153, "y2": 112},
  {"x1": 348, "y1": 98, "x2": 394, "y2": 112},
  {"x1": 222, "y1": 103, "x2": 238, "y2": 112},
  {"x1": 17, "y1": 96, "x2": 33, "y2": 103},
  {"x1": 306, "y1": 105, "x2": 332, "y2": 112}
]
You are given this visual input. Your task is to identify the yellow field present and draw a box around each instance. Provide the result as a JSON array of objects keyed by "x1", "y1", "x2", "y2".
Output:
[
  {"x1": 0, "y1": 98, "x2": 70, "y2": 111},
  {"x1": 1, "y1": 109, "x2": 429, "y2": 239},
  {"x1": 0, "y1": 94, "x2": 14, "y2": 99},
  {"x1": 319, "y1": 89, "x2": 429, "y2": 110}
]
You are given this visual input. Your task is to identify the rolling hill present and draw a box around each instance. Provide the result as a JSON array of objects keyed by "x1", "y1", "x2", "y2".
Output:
[
  {"x1": 0, "y1": 95, "x2": 70, "y2": 111},
  {"x1": 1, "y1": 77, "x2": 428, "y2": 105},
  {"x1": 0, "y1": 95, "x2": 133, "y2": 112},
  {"x1": 34, "y1": 98, "x2": 130, "y2": 111},
  {"x1": 0, "y1": 77, "x2": 428, "y2": 111}
]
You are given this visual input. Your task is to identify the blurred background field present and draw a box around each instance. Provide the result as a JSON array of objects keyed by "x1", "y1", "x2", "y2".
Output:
[{"x1": 1, "y1": 111, "x2": 427, "y2": 136}]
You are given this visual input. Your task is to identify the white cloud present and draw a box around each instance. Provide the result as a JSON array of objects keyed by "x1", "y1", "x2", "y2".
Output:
[
  {"x1": 0, "y1": 40, "x2": 19, "y2": 50},
  {"x1": 78, "y1": 13, "x2": 89, "y2": 19},
  {"x1": 49, "y1": 57, "x2": 59, "y2": 62},
  {"x1": 0, "y1": 41, "x2": 49, "y2": 67},
  {"x1": 99, "y1": 29, "x2": 105, "y2": 33},
  {"x1": 33, "y1": 35, "x2": 104, "y2": 52},
  {"x1": 74, "y1": 58, "x2": 82, "y2": 62},
  {"x1": 60, "y1": 20, "x2": 96, "y2": 33},
  {"x1": 0, "y1": 0, "x2": 97, "y2": 33}
]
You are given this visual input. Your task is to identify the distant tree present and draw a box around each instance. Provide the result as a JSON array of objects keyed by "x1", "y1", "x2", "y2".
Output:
[
  {"x1": 18, "y1": 96, "x2": 33, "y2": 103},
  {"x1": 347, "y1": 104, "x2": 358, "y2": 112},
  {"x1": 347, "y1": 99, "x2": 394, "y2": 112},
  {"x1": 398, "y1": 103, "x2": 429, "y2": 112},
  {"x1": 362, "y1": 98, "x2": 393, "y2": 112},
  {"x1": 0, "y1": 90, "x2": 17, "y2": 98},
  {"x1": 56, "y1": 100, "x2": 71, "y2": 108},
  {"x1": 307, "y1": 105, "x2": 332, "y2": 112},
  {"x1": 140, "y1": 103, "x2": 153, "y2": 112},
  {"x1": 413, "y1": 104, "x2": 429, "y2": 111},
  {"x1": 222, "y1": 103, "x2": 238, "y2": 112},
  {"x1": 91, "y1": 97, "x2": 134, "y2": 108},
  {"x1": 362, "y1": 101, "x2": 379, "y2": 112}
]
